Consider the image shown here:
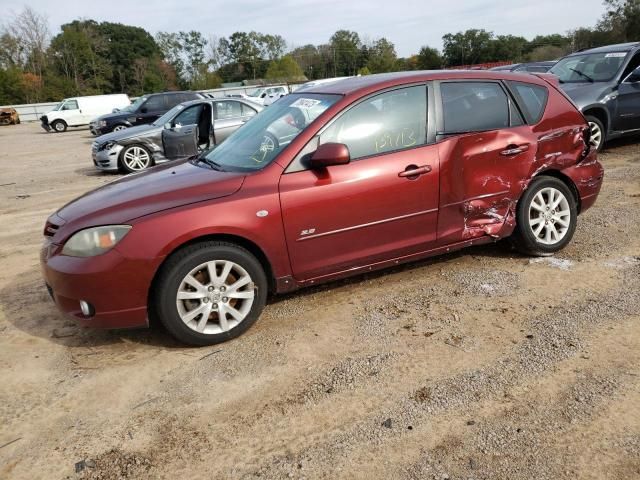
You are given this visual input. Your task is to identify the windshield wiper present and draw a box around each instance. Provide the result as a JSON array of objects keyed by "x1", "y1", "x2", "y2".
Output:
[
  {"x1": 569, "y1": 68, "x2": 594, "y2": 82},
  {"x1": 192, "y1": 155, "x2": 224, "y2": 171}
]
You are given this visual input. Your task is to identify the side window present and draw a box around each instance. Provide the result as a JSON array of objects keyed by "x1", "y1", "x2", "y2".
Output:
[
  {"x1": 143, "y1": 95, "x2": 164, "y2": 111},
  {"x1": 165, "y1": 94, "x2": 183, "y2": 108},
  {"x1": 241, "y1": 103, "x2": 257, "y2": 117},
  {"x1": 62, "y1": 100, "x2": 79, "y2": 110},
  {"x1": 621, "y1": 52, "x2": 640, "y2": 80},
  {"x1": 320, "y1": 85, "x2": 427, "y2": 160},
  {"x1": 214, "y1": 101, "x2": 243, "y2": 119},
  {"x1": 441, "y1": 82, "x2": 509, "y2": 134},
  {"x1": 173, "y1": 104, "x2": 203, "y2": 126},
  {"x1": 508, "y1": 81, "x2": 549, "y2": 124}
]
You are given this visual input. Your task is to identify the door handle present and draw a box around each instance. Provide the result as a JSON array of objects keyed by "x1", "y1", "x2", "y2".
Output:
[
  {"x1": 500, "y1": 143, "x2": 530, "y2": 156},
  {"x1": 398, "y1": 164, "x2": 432, "y2": 178}
]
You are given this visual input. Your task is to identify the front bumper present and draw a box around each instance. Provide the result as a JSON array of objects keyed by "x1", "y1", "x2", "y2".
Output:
[
  {"x1": 92, "y1": 144, "x2": 123, "y2": 171},
  {"x1": 40, "y1": 240, "x2": 160, "y2": 329}
]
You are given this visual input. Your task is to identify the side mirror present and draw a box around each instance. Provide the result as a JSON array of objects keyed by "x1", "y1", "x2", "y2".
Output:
[
  {"x1": 140, "y1": 107, "x2": 148, "y2": 114},
  {"x1": 310, "y1": 143, "x2": 350, "y2": 169},
  {"x1": 625, "y1": 67, "x2": 640, "y2": 83}
]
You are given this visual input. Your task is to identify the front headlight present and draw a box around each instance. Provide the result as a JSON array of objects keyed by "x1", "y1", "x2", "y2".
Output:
[
  {"x1": 62, "y1": 225, "x2": 131, "y2": 257},
  {"x1": 99, "y1": 120, "x2": 107, "y2": 127},
  {"x1": 100, "y1": 141, "x2": 116, "y2": 151}
]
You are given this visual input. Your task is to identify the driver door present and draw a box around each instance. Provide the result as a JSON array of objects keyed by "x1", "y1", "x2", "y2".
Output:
[
  {"x1": 615, "y1": 53, "x2": 640, "y2": 132},
  {"x1": 162, "y1": 104, "x2": 203, "y2": 160},
  {"x1": 279, "y1": 85, "x2": 440, "y2": 281}
]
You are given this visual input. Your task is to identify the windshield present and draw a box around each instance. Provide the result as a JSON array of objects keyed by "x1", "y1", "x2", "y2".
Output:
[
  {"x1": 201, "y1": 93, "x2": 340, "y2": 172},
  {"x1": 247, "y1": 88, "x2": 265, "y2": 98},
  {"x1": 550, "y1": 52, "x2": 628, "y2": 83},
  {"x1": 153, "y1": 104, "x2": 187, "y2": 126},
  {"x1": 121, "y1": 95, "x2": 148, "y2": 112}
]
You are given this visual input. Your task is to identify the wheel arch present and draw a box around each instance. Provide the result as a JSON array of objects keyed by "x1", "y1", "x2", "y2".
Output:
[
  {"x1": 533, "y1": 169, "x2": 581, "y2": 213},
  {"x1": 582, "y1": 106, "x2": 609, "y2": 133},
  {"x1": 148, "y1": 233, "x2": 276, "y2": 316}
]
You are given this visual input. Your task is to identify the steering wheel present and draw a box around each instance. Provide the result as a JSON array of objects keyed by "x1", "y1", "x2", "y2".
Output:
[{"x1": 251, "y1": 132, "x2": 280, "y2": 164}]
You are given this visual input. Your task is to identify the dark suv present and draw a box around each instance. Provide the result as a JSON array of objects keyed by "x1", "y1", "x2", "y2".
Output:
[
  {"x1": 549, "y1": 42, "x2": 640, "y2": 150},
  {"x1": 90, "y1": 91, "x2": 204, "y2": 136}
]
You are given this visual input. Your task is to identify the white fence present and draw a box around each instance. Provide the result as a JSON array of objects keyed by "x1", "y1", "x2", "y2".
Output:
[{"x1": 0, "y1": 84, "x2": 294, "y2": 123}]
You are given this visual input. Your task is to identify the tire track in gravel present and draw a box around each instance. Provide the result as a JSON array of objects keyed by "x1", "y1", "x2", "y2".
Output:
[{"x1": 244, "y1": 263, "x2": 640, "y2": 479}]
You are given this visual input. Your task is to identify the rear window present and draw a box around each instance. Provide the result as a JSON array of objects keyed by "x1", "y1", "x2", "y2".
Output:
[
  {"x1": 441, "y1": 82, "x2": 509, "y2": 134},
  {"x1": 508, "y1": 81, "x2": 548, "y2": 124}
]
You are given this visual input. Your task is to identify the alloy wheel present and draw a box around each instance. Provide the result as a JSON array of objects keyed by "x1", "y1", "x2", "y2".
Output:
[
  {"x1": 113, "y1": 125, "x2": 127, "y2": 132},
  {"x1": 588, "y1": 121, "x2": 602, "y2": 149},
  {"x1": 122, "y1": 146, "x2": 151, "y2": 171},
  {"x1": 528, "y1": 187, "x2": 571, "y2": 245},
  {"x1": 176, "y1": 260, "x2": 255, "y2": 335}
]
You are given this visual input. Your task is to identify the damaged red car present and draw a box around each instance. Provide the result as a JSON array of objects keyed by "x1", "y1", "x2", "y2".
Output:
[{"x1": 41, "y1": 71, "x2": 603, "y2": 345}]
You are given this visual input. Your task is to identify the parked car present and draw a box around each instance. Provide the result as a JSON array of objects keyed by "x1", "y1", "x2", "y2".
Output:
[
  {"x1": 41, "y1": 94, "x2": 130, "y2": 133},
  {"x1": 241, "y1": 86, "x2": 288, "y2": 105},
  {"x1": 89, "y1": 91, "x2": 204, "y2": 136},
  {"x1": 490, "y1": 61, "x2": 557, "y2": 73},
  {"x1": 41, "y1": 71, "x2": 603, "y2": 346},
  {"x1": 0, "y1": 107, "x2": 20, "y2": 125},
  {"x1": 92, "y1": 97, "x2": 263, "y2": 173},
  {"x1": 549, "y1": 42, "x2": 640, "y2": 150}
]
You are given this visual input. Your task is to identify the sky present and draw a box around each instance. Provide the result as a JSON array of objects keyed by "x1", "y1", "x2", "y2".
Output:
[{"x1": 0, "y1": 0, "x2": 608, "y2": 56}]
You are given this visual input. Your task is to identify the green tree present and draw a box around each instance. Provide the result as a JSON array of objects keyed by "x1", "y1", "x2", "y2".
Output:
[
  {"x1": 366, "y1": 38, "x2": 397, "y2": 73},
  {"x1": 357, "y1": 66, "x2": 371, "y2": 75},
  {"x1": 416, "y1": 46, "x2": 443, "y2": 69},
  {"x1": 442, "y1": 29, "x2": 493, "y2": 66},
  {"x1": 329, "y1": 30, "x2": 361, "y2": 76},
  {"x1": 265, "y1": 55, "x2": 304, "y2": 81}
]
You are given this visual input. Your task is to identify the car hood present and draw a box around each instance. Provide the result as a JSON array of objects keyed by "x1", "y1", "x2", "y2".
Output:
[
  {"x1": 94, "y1": 110, "x2": 137, "y2": 123},
  {"x1": 55, "y1": 160, "x2": 245, "y2": 231},
  {"x1": 96, "y1": 124, "x2": 161, "y2": 144},
  {"x1": 559, "y1": 81, "x2": 614, "y2": 108}
]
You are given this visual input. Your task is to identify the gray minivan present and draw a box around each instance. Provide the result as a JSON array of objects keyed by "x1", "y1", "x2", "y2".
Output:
[{"x1": 549, "y1": 42, "x2": 640, "y2": 150}]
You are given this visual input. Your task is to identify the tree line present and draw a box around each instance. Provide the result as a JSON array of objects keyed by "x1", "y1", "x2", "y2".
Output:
[{"x1": 0, "y1": 0, "x2": 638, "y2": 105}]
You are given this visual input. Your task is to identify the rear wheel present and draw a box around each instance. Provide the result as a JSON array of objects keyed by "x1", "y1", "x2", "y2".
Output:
[
  {"x1": 512, "y1": 176, "x2": 577, "y2": 256},
  {"x1": 152, "y1": 242, "x2": 268, "y2": 346},
  {"x1": 585, "y1": 115, "x2": 605, "y2": 152},
  {"x1": 51, "y1": 120, "x2": 67, "y2": 133},
  {"x1": 120, "y1": 145, "x2": 152, "y2": 173}
]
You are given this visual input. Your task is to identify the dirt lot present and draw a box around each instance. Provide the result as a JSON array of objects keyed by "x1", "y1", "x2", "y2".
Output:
[{"x1": 0, "y1": 122, "x2": 639, "y2": 480}]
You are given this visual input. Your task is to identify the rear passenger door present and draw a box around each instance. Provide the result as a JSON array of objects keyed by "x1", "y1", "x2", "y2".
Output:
[{"x1": 435, "y1": 80, "x2": 539, "y2": 243}]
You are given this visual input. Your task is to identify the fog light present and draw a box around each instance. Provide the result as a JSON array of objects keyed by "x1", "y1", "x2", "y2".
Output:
[{"x1": 79, "y1": 300, "x2": 94, "y2": 317}]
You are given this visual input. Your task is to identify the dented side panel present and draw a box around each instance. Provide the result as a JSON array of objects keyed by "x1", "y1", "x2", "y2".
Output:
[{"x1": 436, "y1": 85, "x2": 593, "y2": 244}]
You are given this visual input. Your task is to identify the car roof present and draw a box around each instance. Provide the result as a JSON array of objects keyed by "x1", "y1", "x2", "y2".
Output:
[
  {"x1": 300, "y1": 70, "x2": 549, "y2": 96},
  {"x1": 568, "y1": 42, "x2": 640, "y2": 56},
  {"x1": 179, "y1": 97, "x2": 263, "y2": 109}
]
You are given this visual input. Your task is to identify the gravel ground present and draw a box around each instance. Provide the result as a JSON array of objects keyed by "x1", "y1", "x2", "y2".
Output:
[{"x1": 0, "y1": 123, "x2": 639, "y2": 479}]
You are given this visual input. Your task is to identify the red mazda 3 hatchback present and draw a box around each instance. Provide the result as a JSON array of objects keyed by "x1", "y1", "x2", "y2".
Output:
[{"x1": 41, "y1": 71, "x2": 603, "y2": 345}]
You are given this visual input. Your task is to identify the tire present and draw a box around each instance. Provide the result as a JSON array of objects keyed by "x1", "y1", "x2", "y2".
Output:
[
  {"x1": 119, "y1": 145, "x2": 153, "y2": 173},
  {"x1": 511, "y1": 176, "x2": 578, "y2": 256},
  {"x1": 152, "y1": 242, "x2": 268, "y2": 346},
  {"x1": 51, "y1": 120, "x2": 67, "y2": 133},
  {"x1": 585, "y1": 115, "x2": 605, "y2": 152},
  {"x1": 112, "y1": 124, "x2": 128, "y2": 132}
]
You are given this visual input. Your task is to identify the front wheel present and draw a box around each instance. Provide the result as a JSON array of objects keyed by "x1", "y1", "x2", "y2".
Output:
[
  {"x1": 120, "y1": 145, "x2": 152, "y2": 173},
  {"x1": 51, "y1": 120, "x2": 67, "y2": 132},
  {"x1": 152, "y1": 242, "x2": 268, "y2": 346},
  {"x1": 511, "y1": 176, "x2": 578, "y2": 256}
]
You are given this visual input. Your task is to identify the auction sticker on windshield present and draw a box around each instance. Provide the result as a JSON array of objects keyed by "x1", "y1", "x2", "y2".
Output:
[
  {"x1": 605, "y1": 52, "x2": 626, "y2": 57},
  {"x1": 290, "y1": 98, "x2": 322, "y2": 109}
]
